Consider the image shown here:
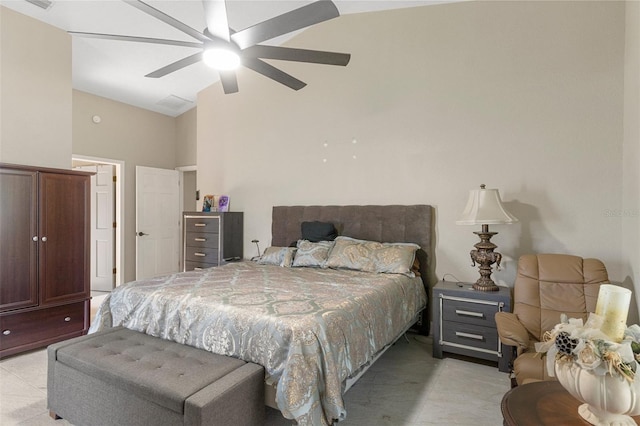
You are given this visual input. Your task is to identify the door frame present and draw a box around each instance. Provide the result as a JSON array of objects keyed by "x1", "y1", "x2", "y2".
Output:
[
  {"x1": 175, "y1": 165, "x2": 197, "y2": 271},
  {"x1": 72, "y1": 155, "x2": 125, "y2": 287}
]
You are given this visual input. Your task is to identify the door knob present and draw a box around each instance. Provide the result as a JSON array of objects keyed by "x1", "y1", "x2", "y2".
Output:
[{"x1": 137, "y1": 232, "x2": 148, "y2": 237}]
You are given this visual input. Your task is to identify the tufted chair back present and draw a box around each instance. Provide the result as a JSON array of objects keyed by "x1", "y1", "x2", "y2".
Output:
[
  {"x1": 515, "y1": 253, "x2": 608, "y2": 342},
  {"x1": 496, "y1": 253, "x2": 609, "y2": 385}
]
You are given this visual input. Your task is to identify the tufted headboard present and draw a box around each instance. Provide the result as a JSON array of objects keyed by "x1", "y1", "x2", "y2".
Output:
[{"x1": 271, "y1": 205, "x2": 434, "y2": 333}]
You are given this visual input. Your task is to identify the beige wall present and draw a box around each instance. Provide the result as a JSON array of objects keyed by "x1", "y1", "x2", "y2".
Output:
[
  {"x1": 0, "y1": 6, "x2": 72, "y2": 168},
  {"x1": 197, "y1": 1, "x2": 627, "y2": 290},
  {"x1": 176, "y1": 107, "x2": 197, "y2": 167},
  {"x1": 623, "y1": 0, "x2": 640, "y2": 321},
  {"x1": 72, "y1": 90, "x2": 179, "y2": 282}
]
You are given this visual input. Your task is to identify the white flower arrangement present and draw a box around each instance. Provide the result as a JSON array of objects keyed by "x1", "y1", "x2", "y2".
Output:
[{"x1": 535, "y1": 313, "x2": 640, "y2": 382}]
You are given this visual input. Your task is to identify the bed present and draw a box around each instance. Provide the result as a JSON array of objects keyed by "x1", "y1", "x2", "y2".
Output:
[{"x1": 90, "y1": 205, "x2": 433, "y2": 425}]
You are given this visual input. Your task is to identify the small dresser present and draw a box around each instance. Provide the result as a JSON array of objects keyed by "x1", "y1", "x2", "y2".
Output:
[
  {"x1": 182, "y1": 212, "x2": 243, "y2": 271},
  {"x1": 432, "y1": 280, "x2": 512, "y2": 372}
]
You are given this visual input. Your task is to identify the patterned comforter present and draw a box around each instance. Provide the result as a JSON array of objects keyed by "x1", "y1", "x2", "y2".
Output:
[{"x1": 90, "y1": 261, "x2": 426, "y2": 425}]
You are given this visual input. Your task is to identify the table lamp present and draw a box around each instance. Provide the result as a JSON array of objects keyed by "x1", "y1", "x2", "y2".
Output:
[{"x1": 456, "y1": 184, "x2": 518, "y2": 291}]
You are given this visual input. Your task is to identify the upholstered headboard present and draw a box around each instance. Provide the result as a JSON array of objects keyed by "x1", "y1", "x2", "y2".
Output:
[{"x1": 271, "y1": 204, "x2": 433, "y2": 287}]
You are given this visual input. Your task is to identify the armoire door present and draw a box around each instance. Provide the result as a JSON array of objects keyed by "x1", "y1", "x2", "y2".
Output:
[
  {"x1": 0, "y1": 168, "x2": 38, "y2": 312},
  {"x1": 38, "y1": 172, "x2": 91, "y2": 306}
]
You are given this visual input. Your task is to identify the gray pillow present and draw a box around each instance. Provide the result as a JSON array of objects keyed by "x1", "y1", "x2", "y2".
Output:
[{"x1": 301, "y1": 221, "x2": 338, "y2": 242}]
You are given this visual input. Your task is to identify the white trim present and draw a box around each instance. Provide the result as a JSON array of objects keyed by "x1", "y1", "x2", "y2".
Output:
[
  {"x1": 175, "y1": 165, "x2": 197, "y2": 172},
  {"x1": 72, "y1": 155, "x2": 125, "y2": 288}
]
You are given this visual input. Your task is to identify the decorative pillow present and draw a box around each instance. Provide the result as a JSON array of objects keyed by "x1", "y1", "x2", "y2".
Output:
[
  {"x1": 301, "y1": 221, "x2": 338, "y2": 242},
  {"x1": 292, "y1": 240, "x2": 335, "y2": 268},
  {"x1": 325, "y1": 236, "x2": 420, "y2": 276},
  {"x1": 257, "y1": 247, "x2": 297, "y2": 267}
]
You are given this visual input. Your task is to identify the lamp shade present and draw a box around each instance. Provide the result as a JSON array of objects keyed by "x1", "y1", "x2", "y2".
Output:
[{"x1": 456, "y1": 186, "x2": 518, "y2": 225}]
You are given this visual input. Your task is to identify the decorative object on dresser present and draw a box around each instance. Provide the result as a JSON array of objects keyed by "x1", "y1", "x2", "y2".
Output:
[
  {"x1": 0, "y1": 163, "x2": 91, "y2": 359},
  {"x1": 456, "y1": 184, "x2": 518, "y2": 291},
  {"x1": 432, "y1": 280, "x2": 512, "y2": 372},
  {"x1": 183, "y1": 211, "x2": 243, "y2": 271}
]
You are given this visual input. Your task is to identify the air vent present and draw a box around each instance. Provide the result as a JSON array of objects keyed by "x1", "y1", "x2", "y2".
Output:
[
  {"x1": 156, "y1": 95, "x2": 193, "y2": 111},
  {"x1": 25, "y1": 0, "x2": 53, "y2": 10}
]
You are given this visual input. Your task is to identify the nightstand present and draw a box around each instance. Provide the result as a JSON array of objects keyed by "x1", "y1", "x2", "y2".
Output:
[{"x1": 432, "y1": 280, "x2": 512, "y2": 373}]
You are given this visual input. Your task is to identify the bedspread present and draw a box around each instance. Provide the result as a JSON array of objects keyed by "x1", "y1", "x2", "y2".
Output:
[{"x1": 90, "y1": 261, "x2": 426, "y2": 425}]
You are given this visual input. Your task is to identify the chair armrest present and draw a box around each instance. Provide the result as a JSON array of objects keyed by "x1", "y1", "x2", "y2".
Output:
[{"x1": 495, "y1": 312, "x2": 530, "y2": 349}]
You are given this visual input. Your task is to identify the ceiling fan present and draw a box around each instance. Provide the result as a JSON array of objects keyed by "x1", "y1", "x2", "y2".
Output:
[{"x1": 69, "y1": 0, "x2": 351, "y2": 94}]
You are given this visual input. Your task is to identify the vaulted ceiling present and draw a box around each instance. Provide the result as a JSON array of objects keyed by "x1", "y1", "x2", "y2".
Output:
[{"x1": 2, "y1": 0, "x2": 451, "y2": 116}]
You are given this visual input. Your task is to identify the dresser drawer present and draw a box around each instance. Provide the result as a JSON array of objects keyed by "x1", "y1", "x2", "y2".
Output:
[
  {"x1": 185, "y1": 232, "x2": 219, "y2": 249},
  {"x1": 442, "y1": 298, "x2": 500, "y2": 327},
  {"x1": 185, "y1": 247, "x2": 219, "y2": 264},
  {"x1": 441, "y1": 321, "x2": 499, "y2": 353},
  {"x1": 0, "y1": 302, "x2": 86, "y2": 352},
  {"x1": 185, "y1": 218, "x2": 220, "y2": 234},
  {"x1": 184, "y1": 261, "x2": 217, "y2": 272}
]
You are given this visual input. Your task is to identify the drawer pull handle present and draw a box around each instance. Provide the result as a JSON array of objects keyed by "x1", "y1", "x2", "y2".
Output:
[
  {"x1": 194, "y1": 223, "x2": 207, "y2": 227},
  {"x1": 194, "y1": 267, "x2": 203, "y2": 271},
  {"x1": 2, "y1": 330, "x2": 10, "y2": 336},
  {"x1": 64, "y1": 317, "x2": 71, "y2": 322},
  {"x1": 194, "y1": 252, "x2": 206, "y2": 257},
  {"x1": 456, "y1": 331, "x2": 484, "y2": 340},
  {"x1": 455, "y1": 309, "x2": 484, "y2": 318},
  {"x1": 194, "y1": 238, "x2": 207, "y2": 242}
]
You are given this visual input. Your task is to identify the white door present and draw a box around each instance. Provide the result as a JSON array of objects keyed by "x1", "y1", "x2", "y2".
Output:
[
  {"x1": 136, "y1": 166, "x2": 180, "y2": 280},
  {"x1": 74, "y1": 164, "x2": 115, "y2": 291}
]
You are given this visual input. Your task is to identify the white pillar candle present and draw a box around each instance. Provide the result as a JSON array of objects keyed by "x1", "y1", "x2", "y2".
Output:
[{"x1": 595, "y1": 284, "x2": 632, "y2": 342}]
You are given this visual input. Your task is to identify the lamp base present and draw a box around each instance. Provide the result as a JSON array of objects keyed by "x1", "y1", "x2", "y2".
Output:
[
  {"x1": 473, "y1": 277, "x2": 500, "y2": 292},
  {"x1": 469, "y1": 227, "x2": 502, "y2": 292}
]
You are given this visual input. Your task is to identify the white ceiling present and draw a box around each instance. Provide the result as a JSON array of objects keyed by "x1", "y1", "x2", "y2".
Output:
[{"x1": 2, "y1": 0, "x2": 450, "y2": 116}]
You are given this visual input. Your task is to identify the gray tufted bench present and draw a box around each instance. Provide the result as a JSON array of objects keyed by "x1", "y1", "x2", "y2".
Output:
[{"x1": 47, "y1": 327, "x2": 264, "y2": 426}]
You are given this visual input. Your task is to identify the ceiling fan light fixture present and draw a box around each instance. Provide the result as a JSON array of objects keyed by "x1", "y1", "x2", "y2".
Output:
[{"x1": 203, "y1": 48, "x2": 240, "y2": 71}]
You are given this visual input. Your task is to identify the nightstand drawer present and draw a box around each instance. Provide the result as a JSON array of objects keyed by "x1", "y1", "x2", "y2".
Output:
[
  {"x1": 185, "y1": 218, "x2": 220, "y2": 234},
  {"x1": 185, "y1": 232, "x2": 220, "y2": 249},
  {"x1": 442, "y1": 298, "x2": 499, "y2": 327},
  {"x1": 185, "y1": 247, "x2": 219, "y2": 264},
  {"x1": 442, "y1": 322, "x2": 499, "y2": 352}
]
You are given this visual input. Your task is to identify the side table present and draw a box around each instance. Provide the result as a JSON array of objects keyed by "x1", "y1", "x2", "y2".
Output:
[
  {"x1": 432, "y1": 280, "x2": 511, "y2": 372},
  {"x1": 501, "y1": 380, "x2": 640, "y2": 425}
]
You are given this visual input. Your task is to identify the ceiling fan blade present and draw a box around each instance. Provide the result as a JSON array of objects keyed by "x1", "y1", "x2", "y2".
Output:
[
  {"x1": 243, "y1": 45, "x2": 350, "y2": 66},
  {"x1": 68, "y1": 31, "x2": 203, "y2": 49},
  {"x1": 145, "y1": 52, "x2": 203, "y2": 78},
  {"x1": 202, "y1": 0, "x2": 230, "y2": 41},
  {"x1": 242, "y1": 57, "x2": 306, "y2": 91},
  {"x1": 219, "y1": 70, "x2": 238, "y2": 94},
  {"x1": 123, "y1": 0, "x2": 208, "y2": 43},
  {"x1": 231, "y1": 0, "x2": 340, "y2": 50}
]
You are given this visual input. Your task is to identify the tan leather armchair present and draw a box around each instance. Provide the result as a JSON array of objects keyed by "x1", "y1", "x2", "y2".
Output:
[{"x1": 495, "y1": 253, "x2": 609, "y2": 386}]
